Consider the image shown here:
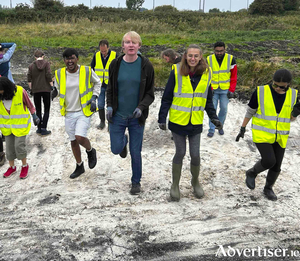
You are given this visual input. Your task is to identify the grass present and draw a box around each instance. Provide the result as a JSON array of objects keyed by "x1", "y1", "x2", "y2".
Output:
[{"x1": 1, "y1": 11, "x2": 300, "y2": 92}]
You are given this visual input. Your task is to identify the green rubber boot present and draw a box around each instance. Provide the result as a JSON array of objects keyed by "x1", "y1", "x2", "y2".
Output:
[
  {"x1": 170, "y1": 163, "x2": 182, "y2": 201},
  {"x1": 191, "y1": 164, "x2": 204, "y2": 199}
]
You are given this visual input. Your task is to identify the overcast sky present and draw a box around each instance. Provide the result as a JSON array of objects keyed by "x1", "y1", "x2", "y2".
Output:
[{"x1": 7, "y1": 0, "x2": 254, "y2": 12}]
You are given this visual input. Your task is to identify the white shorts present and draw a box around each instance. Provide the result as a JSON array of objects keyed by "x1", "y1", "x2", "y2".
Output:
[{"x1": 65, "y1": 111, "x2": 91, "y2": 141}]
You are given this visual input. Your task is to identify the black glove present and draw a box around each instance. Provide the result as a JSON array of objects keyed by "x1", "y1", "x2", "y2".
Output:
[
  {"x1": 159, "y1": 123, "x2": 167, "y2": 130},
  {"x1": 106, "y1": 107, "x2": 113, "y2": 123},
  {"x1": 236, "y1": 127, "x2": 246, "y2": 142},
  {"x1": 87, "y1": 95, "x2": 97, "y2": 112},
  {"x1": 292, "y1": 102, "x2": 300, "y2": 117},
  {"x1": 211, "y1": 119, "x2": 223, "y2": 130},
  {"x1": 51, "y1": 86, "x2": 58, "y2": 101},
  {"x1": 227, "y1": 91, "x2": 235, "y2": 99},
  {"x1": 32, "y1": 113, "x2": 40, "y2": 126}
]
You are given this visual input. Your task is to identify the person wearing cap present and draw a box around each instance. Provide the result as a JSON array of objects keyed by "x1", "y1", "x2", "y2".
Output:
[
  {"x1": 27, "y1": 50, "x2": 53, "y2": 136},
  {"x1": 236, "y1": 69, "x2": 298, "y2": 201}
]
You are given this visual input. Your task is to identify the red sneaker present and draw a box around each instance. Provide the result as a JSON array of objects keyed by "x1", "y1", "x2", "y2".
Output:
[
  {"x1": 3, "y1": 166, "x2": 17, "y2": 178},
  {"x1": 20, "y1": 164, "x2": 29, "y2": 179}
]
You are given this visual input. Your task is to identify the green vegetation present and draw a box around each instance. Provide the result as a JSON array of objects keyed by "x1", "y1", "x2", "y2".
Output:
[{"x1": 1, "y1": 3, "x2": 300, "y2": 93}]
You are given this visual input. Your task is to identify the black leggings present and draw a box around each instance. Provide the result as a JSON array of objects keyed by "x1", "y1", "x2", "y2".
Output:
[
  {"x1": 34, "y1": 92, "x2": 51, "y2": 129},
  {"x1": 172, "y1": 132, "x2": 201, "y2": 166},
  {"x1": 255, "y1": 142, "x2": 285, "y2": 172}
]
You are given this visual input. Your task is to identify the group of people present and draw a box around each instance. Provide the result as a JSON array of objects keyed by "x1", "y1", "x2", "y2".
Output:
[{"x1": 1, "y1": 32, "x2": 300, "y2": 201}]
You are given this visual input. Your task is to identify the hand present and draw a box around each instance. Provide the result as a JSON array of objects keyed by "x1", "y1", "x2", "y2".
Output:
[
  {"x1": 236, "y1": 127, "x2": 246, "y2": 142},
  {"x1": 211, "y1": 119, "x2": 223, "y2": 130},
  {"x1": 32, "y1": 113, "x2": 40, "y2": 126},
  {"x1": 227, "y1": 91, "x2": 235, "y2": 99},
  {"x1": 106, "y1": 107, "x2": 113, "y2": 123},
  {"x1": 292, "y1": 102, "x2": 300, "y2": 117},
  {"x1": 159, "y1": 123, "x2": 167, "y2": 130},
  {"x1": 51, "y1": 86, "x2": 58, "y2": 101},
  {"x1": 133, "y1": 108, "x2": 142, "y2": 118},
  {"x1": 87, "y1": 95, "x2": 97, "y2": 112}
]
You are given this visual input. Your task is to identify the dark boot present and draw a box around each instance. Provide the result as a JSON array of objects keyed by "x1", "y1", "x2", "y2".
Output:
[
  {"x1": 263, "y1": 170, "x2": 280, "y2": 201},
  {"x1": 170, "y1": 163, "x2": 182, "y2": 201},
  {"x1": 245, "y1": 161, "x2": 266, "y2": 190},
  {"x1": 86, "y1": 148, "x2": 97, "y2": 169},
  {"x1": 70, "y1": 163, "x2": 85, "y2": 179},
  {"x1": 97, "y1": 109, "x2": 106, "y2": 130},
  {"x1": 191, "y1": 164, "x2": 204, "y2": 199}
]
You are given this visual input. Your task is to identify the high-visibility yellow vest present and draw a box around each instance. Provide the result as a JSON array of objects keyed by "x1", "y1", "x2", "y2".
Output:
[
  {"x1": 169, "y1": 64, "x2": 212, "y2": 126},
  {"x1": 94, "y1": 50, "x2": 116, "y2": 84},
  {"x1": 252, "y1": 85, "x2": 297, "y2": 148},
  {"x1": 207, "y1": 53, "x2": 232, "y2": 90},
  {"x1": 0, "y1": 86, "x2": 31, "y2": 137},
  {"x1": 55, "y1": 66, "x2": 94, "y2": 117}
]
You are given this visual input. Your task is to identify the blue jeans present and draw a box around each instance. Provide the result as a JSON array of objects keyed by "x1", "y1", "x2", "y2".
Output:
[
  {"x1": 97, "y1": 86, "x2": 107, "y2": 110},
  {"x1": 209, "y1": 88, "x2": 229, "y2": 133},
  {"x1": 109, "y1": 114, "x2": 145, "y2": 184}
]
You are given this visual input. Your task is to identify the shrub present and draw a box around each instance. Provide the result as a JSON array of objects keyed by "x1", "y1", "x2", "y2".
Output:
[
  {"x1": 154, "y1": 5, "x2": 178, "y2": 12},
  {"x1": 249, "y1": 0, "x2": 284, "y2": 15}
]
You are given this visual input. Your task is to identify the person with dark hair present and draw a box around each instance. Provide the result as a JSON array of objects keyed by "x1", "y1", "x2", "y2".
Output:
[
  {"x1": 106, "y1": 31, "x2": 155, "y2": 195},
  {"x1": 207, "y1": 41, "x2": 237, "y2": 137},
  {"x1": 158, "y1": 44, "x2": 222, "y2": 201},
  {"x1": 0, "y1": 42, "x2": 17, "y2": 83},
  {"x1": 0, "y1": 77, "x2": 40, "y2": 179},
  {"x1": 53, "y1": 48, "x2": 101, "y2": 179},
  {"x1": 27, "y1": 50, "x2": 53, "y2": 136},
  {"x1": 91, "y1": 39, "x2": 117, "y2": 130},
  {"x1": 236, "y1": 69, "x2": 298, "y2": 201},
  {"x1": 161, "y1": 49, "x2": 181, "y2": 64}
]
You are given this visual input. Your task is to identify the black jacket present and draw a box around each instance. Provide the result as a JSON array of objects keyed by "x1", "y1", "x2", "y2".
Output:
[
  {"x1": 107, "y1": 54, "x2": 155, "y2": 125},
  {"x1": 158, "y1": 70, "x2": 218, "y2": 136}
]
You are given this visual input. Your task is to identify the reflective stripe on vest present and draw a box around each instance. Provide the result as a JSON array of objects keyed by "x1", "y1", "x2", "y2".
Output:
[
  {"x1": 251, "y1": 85, "x2": 297, "y2": 148},
  {"x1": 55, "y1": 66, "x2": 94, "y2": 117},
  {"x1": 94, "y1": 51, "x2": 116, "y2": 84},
  {"x1": 207, "y1": 53, "x2": 232, "y2": 90},
  {"x1": 0, "y1": 85, "x2": 31, "y2": 137},
  {"x1": 169, "y1": 64, "x2": 212, "y2": 126}
]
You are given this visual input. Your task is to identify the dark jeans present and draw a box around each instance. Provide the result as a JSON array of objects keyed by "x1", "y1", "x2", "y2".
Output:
[
  {"x1": 255, "y1": 142, "x2": 285, "y2": 172},
  {"x1": 97, "y1": 86, "x2": 107, "y2": 110},
  {"x1": 109, "y1": 114, "x2": 145, "y2": 184},
  {"x1": 34, "y1": 92, "x2": 51, "y2": 129}
]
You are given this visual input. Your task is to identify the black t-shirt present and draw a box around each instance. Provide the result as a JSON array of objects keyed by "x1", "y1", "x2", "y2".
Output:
[{"x1": 248, "y1": 84, "x2": 286, "y2": 113}]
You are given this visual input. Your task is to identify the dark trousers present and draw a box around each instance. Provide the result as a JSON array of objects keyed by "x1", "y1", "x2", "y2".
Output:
[
  {"x1": 255, "y1": 142, "x2": 285, "y2": 172},
  {"x1": 33, "y1": 92, "x2": 51, "y2": 129},
  {"x1": 0, "y1": 136, "x2": 3, "y2": 152}
]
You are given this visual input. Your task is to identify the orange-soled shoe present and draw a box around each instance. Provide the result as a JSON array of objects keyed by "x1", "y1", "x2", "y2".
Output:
[
  {"x1": 20, "y1": 164, "x2": 29, "y2": 179},
  {"x1": 3, "y1": 166, "x2": 16, "y2": 178}
]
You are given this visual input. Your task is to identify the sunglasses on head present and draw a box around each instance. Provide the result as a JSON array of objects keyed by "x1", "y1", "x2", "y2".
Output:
[{"x1": 273, "y1": 83, "x2": 289, "y2": 91}]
